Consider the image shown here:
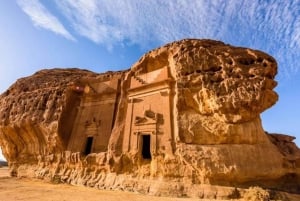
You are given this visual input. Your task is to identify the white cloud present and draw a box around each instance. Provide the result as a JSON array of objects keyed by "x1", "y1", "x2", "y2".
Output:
[
  {"x1": 19, "y1": 0, "x2": 300, "y2": 77},
  {"x1": 54, "y1": 0, "x2": 299, "y2": 47},
  {"x1": 55, "y1": 0, "x2": 217, "y2": 47},
  {"x1": 17, "y1": 0, "x2": 75, "y2": 41}
]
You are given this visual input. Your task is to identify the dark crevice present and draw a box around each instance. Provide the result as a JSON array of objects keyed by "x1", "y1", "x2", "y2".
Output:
[
  {"x1": 84, "y1": 137, "x2": 94, "y2": 155},
  {"x1": 142, "y1": 135, "x2": 151, "y2": 159}
]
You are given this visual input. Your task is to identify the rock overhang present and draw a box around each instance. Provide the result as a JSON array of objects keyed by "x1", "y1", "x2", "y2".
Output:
[{"x1": 0, "y1": 39, "x2": 299, "y2": 197}]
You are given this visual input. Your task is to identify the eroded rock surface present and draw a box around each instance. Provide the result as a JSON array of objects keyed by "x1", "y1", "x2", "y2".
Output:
[
  {"x1": 0, "y1": 39, "x2": 299, "y2": 198},
  {"x1": 0, "y1": 69, "x2": 98, "y2": 166}
]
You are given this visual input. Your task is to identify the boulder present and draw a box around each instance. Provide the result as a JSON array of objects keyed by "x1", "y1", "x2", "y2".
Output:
[{"x1": 0, "y1": 39, "x2": 299, "y2": 198}]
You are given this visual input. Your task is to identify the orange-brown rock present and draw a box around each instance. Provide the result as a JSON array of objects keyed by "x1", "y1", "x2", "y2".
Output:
[
  {"x1": 0, "y1": 69, "x2": 97, "y2": 164},
  {"x1": 0, "y1": 39, "x2": 299, "y2": 198}
]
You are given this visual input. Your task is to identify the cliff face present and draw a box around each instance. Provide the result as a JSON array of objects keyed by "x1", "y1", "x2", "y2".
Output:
[
  {"x1": 0, "y1": 69, "x2": 98, "y2": 171},
  {"x1": 131, "y1": 39, "x2": 278, "y2": 144},
  {"x1": 0, "y1": 39, "x2": 299, "y2": 198},
  {"x1": 124, "y1": 39, "x2": 299, "y2": 188}
]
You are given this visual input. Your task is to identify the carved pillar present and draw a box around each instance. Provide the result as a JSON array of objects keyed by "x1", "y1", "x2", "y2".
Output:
[
  {"x1": 128, "y1": 98, "x2": 135, "y2": 152},
  {"x1": 122, "y1": 98, "x2": 134, "y2": 153},
  {"x1": 152, "y1": 130, "x2": 157, "y2": 155},
  {"x1": 67, "y1": 104, "x2": 85, "y2": 151}
]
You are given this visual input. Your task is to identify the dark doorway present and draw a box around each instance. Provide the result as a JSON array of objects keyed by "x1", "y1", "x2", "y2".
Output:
[
  {"x1": 142, "y1": 135, "x2": 151, "y2": 159},
  {"x1": 84, "y1": 137, "x2": 93, "y2": 155}
]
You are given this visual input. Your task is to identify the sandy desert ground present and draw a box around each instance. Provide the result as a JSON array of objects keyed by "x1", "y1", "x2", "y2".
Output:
[
  {"x1": 1, "y1": 167, "x2": 300, "y2": 201},
  {"x1": 0, "y1": 167, "x2": 220, "y2": 201}
]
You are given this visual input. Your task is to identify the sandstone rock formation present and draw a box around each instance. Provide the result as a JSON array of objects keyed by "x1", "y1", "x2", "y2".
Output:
[{"x1": 0, "y1": 39, "x2": 299, "y2": 199}]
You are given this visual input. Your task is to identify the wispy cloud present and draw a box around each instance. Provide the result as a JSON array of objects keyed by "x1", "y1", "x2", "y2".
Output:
[
  {"x1": 53, "y1": 0, "x2": 300, "y2": 77},
  {"x1": 55, "y1": 0, "x2": 215, "y2": 47},
  {"x1": 18, "y1": 0, "x2": 300, "y2": 77},
  {"x1": 53, "y1": 1, "x2": 299, "y2": 46},
  {"x1": 17, "y1": 0, "x2": 75, "y2": 41}
]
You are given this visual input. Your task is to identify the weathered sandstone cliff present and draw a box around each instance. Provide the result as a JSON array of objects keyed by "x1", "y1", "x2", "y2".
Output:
[{"x1": 0, "y1": 39, "x2": 299, "y2": 199}]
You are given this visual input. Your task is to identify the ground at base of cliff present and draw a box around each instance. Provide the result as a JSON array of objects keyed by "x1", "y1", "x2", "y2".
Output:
[{"x1": 0, "y1": 168, "x2": 299, "y2": 201}]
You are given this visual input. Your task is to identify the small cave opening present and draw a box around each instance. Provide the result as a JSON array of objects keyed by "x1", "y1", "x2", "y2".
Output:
[
  {"x1": 84, "y1": 137, "x2": 94, "y2": 155},
  {"x1": 141, "y1": 135, "x2": 151, "y2": 160}
]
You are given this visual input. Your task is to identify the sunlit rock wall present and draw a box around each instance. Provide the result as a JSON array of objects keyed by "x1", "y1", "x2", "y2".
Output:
[
  {"x1": 0, "y1": 39, "x2": 299, "y2": 198},
  {"x1": 0, "y1": 69, "x2": 97, "y2": 174}
]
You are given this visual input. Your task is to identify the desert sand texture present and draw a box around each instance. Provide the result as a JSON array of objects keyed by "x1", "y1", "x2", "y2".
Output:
[
  {"x1": 0, "y1": 168, "x2": 300, "y2": 201},
  {"x1": 0, "y1": 167, "x2": 221, "y2": 201}
]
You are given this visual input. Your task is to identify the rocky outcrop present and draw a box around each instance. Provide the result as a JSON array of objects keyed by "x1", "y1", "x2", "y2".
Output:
[
  {"x1": 268, "y1": 133, "x2": 300, "y2": 168},
  {"x1": 172, "y1": 40, "x2": 278, "y2": 144},
  {"x1": 0, "y1": 69, "x2": 98, "y2": 173},
  {"x1": 0, "y1": 39, "x2": 299, "y2": 198}
]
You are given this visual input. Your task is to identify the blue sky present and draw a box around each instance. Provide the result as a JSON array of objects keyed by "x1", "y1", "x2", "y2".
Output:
[{"x1": 0, "y1": 0, "x2": 299, "y2": 160}]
